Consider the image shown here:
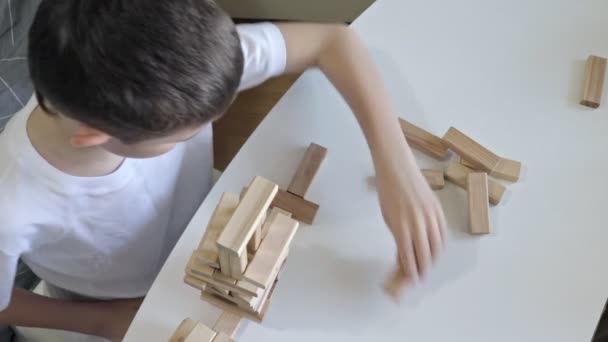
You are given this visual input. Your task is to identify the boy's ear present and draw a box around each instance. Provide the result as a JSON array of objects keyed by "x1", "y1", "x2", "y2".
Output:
[{"x1": 70, "y1": 125, "x2": 112, "y2": 148}]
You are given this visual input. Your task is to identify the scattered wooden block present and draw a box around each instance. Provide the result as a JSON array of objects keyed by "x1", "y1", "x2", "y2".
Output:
[
  {"x1": 398, "y1": 118, "x2": 449, "y2": 160},
  {"x1": 467, "y1": 173, "x2": 490, "y2": 235},
  {"x1": 186, "y1": 257, "x2": 258, "y2": 298},
  {"x1": 287, "y1": 143, "x2": 328, "y2": 198},
  {"x1": 169, "y1": 318, "x2": 198, "y2": 342},
  {"x1": 196, "y1": 193, "x2": 240, "y2": 269},
  {"x1": 217, "y1": 176, "x2": 278, "y2": 277},
  {"x1": 184, "y1": 322, "x2": 217, "y2": 342},
  {"x1": 491, "y1": 158, "x2": 521, "y2": 182},
  {"x1": 271, "y1": 189, "x2": 319, "y2": 225},
  {"x1": 243, "y1": 213, "x2": 299, "y2": 289},
  {"x1": 421, "y1": 169, "x2": 445, "y2": 190},
  {"x1": 459, "y1": 157, "x2": 478, "y2": 170},
  {"x1": 213, "y1": 311, "x2": 242, "y2": 338},
  {"x1": 581, "y1": 55, "x2": 607, "y2": 108},
  {"x1": 443, "y1": 127, "x2": 521, "y2": 182},
  {"x1": 445, "y1": 162, "x2": 506, "y2": 205}
]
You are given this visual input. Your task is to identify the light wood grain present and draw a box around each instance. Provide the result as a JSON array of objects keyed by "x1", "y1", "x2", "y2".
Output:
[
  {"x1": 262, "y1": 207, "x2": 292, "y2": 239},
  {"x1": 196, "y1": 193, "x2": 240, "y2": 269},
  {"x1": 287, "y1": 143, "x2": 328, "y2": 197},
  {"x1": 183, "y1": 275, "x2": 207, "y2": 291},
  {"x1": 271, "y1": 189, "x2": 319, "y2": 225},
  {"x1": 169, "y1": 318, "x2": 197, "y2": 342},
  {"x1": 398, "y1": 118, "x2": 449, "y2": 160},
  {"x1": 212, "y1": 332, "x2": 234, "y2": 342},
  {"x1": 467, "y1": 173, "x2": 490, "y2": 234},
  {"x1": 442, "y1": 127, "x2": 501, "y2": 172},
  {"x1": 490, "y1": 157, "x2": 521, "y2": 182},
  {"x1": 445, "y1": 162, "x2": 506, "y2": 205},
  {"x1": 421, "y1": 169, "x2": 445, "y2": 190},
  {"x1": 242, "y1": 213, "x2": 299, "y2": 289},
  {"x1": 184, "y1": 322, "x2": 216, "y2": 342},
  {"x1": 581, "y1": 55, "x2": 607, "y2": 108},
  {"x1": 213, "y1": 311, "x2": 242, "y2": 338}
]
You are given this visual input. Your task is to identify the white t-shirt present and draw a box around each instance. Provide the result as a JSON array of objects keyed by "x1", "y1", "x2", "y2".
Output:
[{"x1": 0, "y1": 23, "x2": 287, "y2": 310}]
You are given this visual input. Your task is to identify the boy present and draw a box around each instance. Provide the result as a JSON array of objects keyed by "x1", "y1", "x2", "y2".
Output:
[{"x1": 0, "y1": 0, "x2": 446, "y2": 340}]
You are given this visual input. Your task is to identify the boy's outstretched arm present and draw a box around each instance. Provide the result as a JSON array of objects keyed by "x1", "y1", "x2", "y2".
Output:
[
  {"x1": 0, "y1": 288, "x2": 142, "y2": 340},
  {"x1": 277, "y1": 23, "x2": 447, "y2": 291}
]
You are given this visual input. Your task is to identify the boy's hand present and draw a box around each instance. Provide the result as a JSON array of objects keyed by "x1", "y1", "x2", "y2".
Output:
[
  {"x1": 376, "y1": 163, "x2": 446, "y2": 294},
  {"x1": 96, "y1": 297, "x2": 144, "y2": 341}
]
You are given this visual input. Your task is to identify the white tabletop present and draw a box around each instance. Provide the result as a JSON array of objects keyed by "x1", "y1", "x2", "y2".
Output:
[{"x1": 125, "y1": 0, "x2": 608, "y2": 341}]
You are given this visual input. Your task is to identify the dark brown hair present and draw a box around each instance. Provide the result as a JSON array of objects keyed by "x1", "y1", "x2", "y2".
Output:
[{"x1": 29, "y1": 0, "x2": 244, "y2": 143}]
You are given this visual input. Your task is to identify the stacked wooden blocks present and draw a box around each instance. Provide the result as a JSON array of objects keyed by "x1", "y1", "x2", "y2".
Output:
[
  {"x1": 184, "y1": 143, "x2": 327, "y2": 322},
  {"x1": 399, "y1": 118, "x2": 522, "y2": 235}
]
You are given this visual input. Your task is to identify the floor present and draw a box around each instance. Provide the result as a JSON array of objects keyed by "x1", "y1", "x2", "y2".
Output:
[{"x1": 213, "y1": 74, "x2": 299, "y2": 171}]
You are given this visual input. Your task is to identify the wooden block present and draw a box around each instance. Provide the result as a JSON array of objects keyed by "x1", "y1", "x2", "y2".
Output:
[
  {"x1": 218, "y1": 249, "x2": 232, "y2": 277},
  {"x1": 459, "y1": 157, "x2": 478, "y2": 170},
  {"x1": 490, "y1": 158, "x2": 521, "y2": 182},
  {"x1": 271, "y1": 189, "x2": 319, "y2": 225},
  {"x1": 228, "y1": 252, "x2": 248, "y2": 280},
  {"x1": 213, "y1": 311, "x2": 242, "y2": 338},
  {"x1": 445, "y1": 162, "x2": 506, "y2": 205},
  {"x1": 287, "y1": 143, "x2": 328, "y2": 197},
  {"x1": 187, "y1": 258, "x2": 258, "y2": 298},
  {"x1": 206, "y1": 287, "x2": 249, "y2": 307},
  {"x1": 184, "y1": 322, "x2": 216, "y2": 342},
  {"x1": 467, "y1": 173, "x2": 490, "y2": 235},
  {"x1": 398, "y1": 118, "x2": 449, "y2": 160},
  {"x1": 247, "y1": 212, "x2": 265, "y2": 254},
  {"x1": 212, "y1": 332, "x2": 234, "y2": 342},
  {"x1": 169, "y1": 318, "x2": 197, "y2": 342},
  {"x1": 581, "y1": 55, "x2": 607, "y2": 108},
  {"x1": 184, "y1": 275, "x2": 207, "y2": 291},
  {"x1": 201, "y1": 291, "x2": 264, "y2": 322},
  {"x1": 242, "y1": 213, "x2": 299, "y2": 289},
  {"x1": 196, "y1": 193, "x2": 240, "y2": 269},
  {"x1": 421, "y1": 169, "x2": 445, "y2": 190},
  {"x1": 442, "y1": 127, "x2": 501, "y2": 172},
  {"x1": 262, "y1": 207, "x2": 292, "y2": 239},
  {"x1": 217, "y1": 176, "x2": 278, "y2": 257}
]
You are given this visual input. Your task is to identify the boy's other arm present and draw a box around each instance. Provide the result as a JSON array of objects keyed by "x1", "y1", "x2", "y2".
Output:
[
  {"x1": 277, "y1": 23, "x2": 447, "y2": 291},
  {"x1": 0, "y1": 287, "x2": 143, "y2": 340}
]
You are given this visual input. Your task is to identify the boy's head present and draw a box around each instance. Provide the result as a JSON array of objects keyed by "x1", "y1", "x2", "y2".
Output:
[{"x1": 28, "y1": 0, "x2": 243, "y2": 158}]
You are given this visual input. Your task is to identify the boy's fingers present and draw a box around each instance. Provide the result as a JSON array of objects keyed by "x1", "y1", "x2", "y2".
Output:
[
  {"x1": 398, "y1": 227, "x2": 419, "y2": 282},
  {"x1": 413, "y1": 216, "x2": 431, "y2": 279},
  {"x1": 427, "y1": 213, "x2": 443, "y2": 261},
  {"x1": 384, "y1": 264, "x2": 408, "y2": 299}
]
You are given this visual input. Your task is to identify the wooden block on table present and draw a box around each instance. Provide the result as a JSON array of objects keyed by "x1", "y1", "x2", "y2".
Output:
[
  {"x1": 213, "y1": 311, "x2": 242, "y2": 338},
  {"x1": 247, "y1": 212, "x2": 265, "y2": 254},
  {"x1": 242, "y1": 213, "x2": 299, "y2": 289},
  {"x1": 421, "y1": 169, "x2": 445, "y2": 190},
  {"x1": 184, "y1": 322, "x2": 217, "y2": 342},
  {"x1": 271, "y1": 189, "x2": 318, "y2": 225},
  {"x1": 490, "y1": 157, "x2": 521, "y2": 182},
  {"x1": 187, "y1": 258, "x2": 258, "y2": 298},
  {"x1": 228, "y1": 252, "x2": 248, "y2": 280},
  {"x1": 398, "y1": 118, "x2": 449, "y2": 160},
  {"x1": 581, "y1": 55, "x2": 607, "y2": 108},
  {"x1": 218, "y1": 249, "x2": 232, "y2": 277},
  {"x1": 442, "y1": 127, "x2": 501, "y2": 172},
  {"x1": 169, "y1": 318, "x2": 197, "y2": 342},
  {"x1": 212, "y1": 332, "x2": 234, "y2": 342},
  {"x1": 196, "y1": 193, "x2": 240, "y2": 269},
  {"x1": 262, "y1": 207, "x2": 292, "y2": 239},
  {"x1": 206, "y1": 287, "x2": 249, "y2": 307},
  {"x1": 467, "y1": 173, "x2": 490, "y2": 235},
  {"x1": 445, "y1": 162, "x2": 506, "y2": 205},
  {"x1": 287, "y1": 143, "x2": 328, "y2": 198},
  {"x1": 217, "y1": 177, "x2": 278, "y2": 273}
]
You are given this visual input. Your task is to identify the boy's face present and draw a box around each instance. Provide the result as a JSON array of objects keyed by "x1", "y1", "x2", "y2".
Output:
[{"x1": 101, "y1": 125, "x2": 205, "y2": 158}]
